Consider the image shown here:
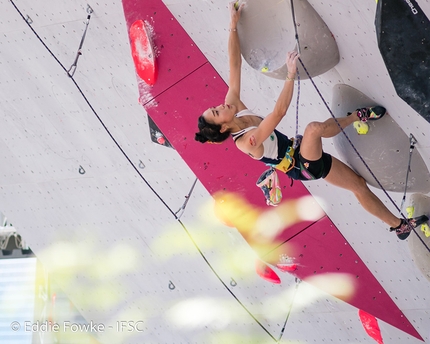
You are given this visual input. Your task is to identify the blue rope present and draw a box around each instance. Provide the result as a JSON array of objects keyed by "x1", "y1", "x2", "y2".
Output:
[{"x1": 294, "y1": 70, "x2": 300, "y2": 139}]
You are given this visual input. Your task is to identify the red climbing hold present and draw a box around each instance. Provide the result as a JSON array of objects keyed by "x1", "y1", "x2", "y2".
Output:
[
  {"x1": 358, "y1": 309, "x2": 384, "y2": 344},
  {"x1": 129, "y1": 20, "x2": 158, "y2": 86},
  {"x1": 255, "y1": 259, "x2": 281, "y2": 284}
]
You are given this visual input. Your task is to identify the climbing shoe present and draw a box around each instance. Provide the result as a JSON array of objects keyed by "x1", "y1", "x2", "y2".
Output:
[
  {"x1": 389, "y1": 214, "x2": 429, "y2": 240},
  {"x1": 356, "y1": 106, "x2": 386, "y2": 122}
]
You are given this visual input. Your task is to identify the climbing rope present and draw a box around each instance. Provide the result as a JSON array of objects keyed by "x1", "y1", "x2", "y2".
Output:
[
  {"x1": 290, "y1": 0, "x2": 301, "y2": 146},
  {"x1": 294, "y1": 71, "x2": 301, "y2": 142},
  {"x1": 290, "y1": 0, "x2": 301, "y2": 55}
]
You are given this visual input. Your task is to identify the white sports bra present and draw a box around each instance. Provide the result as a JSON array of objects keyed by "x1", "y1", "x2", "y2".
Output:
[{"x1": 230, "y1": 109, "x2": 280, "y2": 161}]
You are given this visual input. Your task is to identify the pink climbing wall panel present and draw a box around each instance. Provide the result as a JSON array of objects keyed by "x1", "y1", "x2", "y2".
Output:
[
  {"x1": 268, "y1": 216, "x2": 421, "y2": 339},
  {"x1": 121, "y1": 0, "x2": 422, "y2": 340}
]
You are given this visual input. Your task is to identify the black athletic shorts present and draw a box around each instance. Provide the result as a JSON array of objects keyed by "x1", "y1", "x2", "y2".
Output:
[{"x1": 298, "y1": 152, "x2": 333, "y2": 180}]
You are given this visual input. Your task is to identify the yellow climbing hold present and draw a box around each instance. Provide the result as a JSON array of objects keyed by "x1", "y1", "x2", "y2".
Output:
[
  {"x1": 261, "y1": 66, "x2": 269, "y2": 72},
  {"x1": 234, "y1": 1, "x2": 239, "y2": 10},
  {"x1": 421, "y1": 223, "x2": 430, "y2": 237},
  {"x1": 353, "y1": 121, "x2": 369, "y2": 135},
  {"x1": 406, "y1": 206, "x2": 415, "y2": 218}
]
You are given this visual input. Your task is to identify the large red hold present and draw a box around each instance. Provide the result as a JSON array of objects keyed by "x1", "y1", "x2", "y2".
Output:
[{"x1": 359, "y1": 309, "x2": 384, "y2": 344}]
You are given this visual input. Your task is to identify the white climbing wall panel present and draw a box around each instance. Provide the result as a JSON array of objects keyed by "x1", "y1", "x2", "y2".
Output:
[{"x1": 0, "y1": 0, "x2": 429, "y2": 343}]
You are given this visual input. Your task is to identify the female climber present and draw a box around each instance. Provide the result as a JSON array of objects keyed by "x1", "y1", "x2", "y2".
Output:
[{"x1": 194, "y1": 2, "x2": 428, "y2": 240}]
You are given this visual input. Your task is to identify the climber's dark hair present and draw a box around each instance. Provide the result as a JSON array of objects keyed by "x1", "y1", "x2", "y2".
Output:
[{"x1": 194, "y1": 115, "x2": 230, "y2": 143}]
